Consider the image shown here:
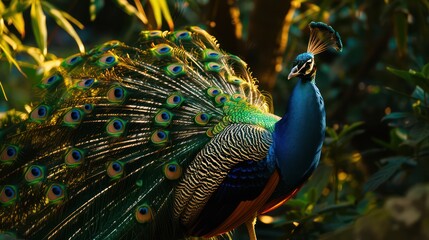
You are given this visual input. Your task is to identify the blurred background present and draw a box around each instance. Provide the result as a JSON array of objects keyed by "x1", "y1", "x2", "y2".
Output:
[{"x1": 1, "y1": 0, "x2": 429, "y2": 239}]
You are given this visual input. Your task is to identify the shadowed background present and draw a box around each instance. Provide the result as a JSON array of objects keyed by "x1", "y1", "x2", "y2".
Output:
[{"x1": 1, "y1": 0, "x2": 429, "y2": 239}]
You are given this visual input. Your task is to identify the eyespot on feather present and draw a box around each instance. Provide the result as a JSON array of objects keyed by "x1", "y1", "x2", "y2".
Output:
[
  {"x1": 30, "y1": 105, "x2": 50, "y2": 122},
  {"x1": 205, "y1": 62, "x2": 223, "y2": 72},
  {"x1": 40, "y1": 74, "x2": 62, "y2": 89},
  {"x1": 202, "y1": 49, "x2": 222, "y2": 62},
  {"x1": 166, "y1": 63, "x2": 186, "y2": 77},
  {"x1": 231, "y1": 93, "x2": 246, "y2": 102},
  {"x1": 99, "y1": 41, "x2": 121, "y2": 52},
  {"x1": 214, "y1": 94, "x2": 230, "y2": 107},
  {"x1": 76, "y1": 78, "x2": 97, "y2": 89},
  {"x1": 165, "y1": 92, "x2": 184, "y2": 109},
  {"x1": 107, "y1": 161, "x2": 124, "y2": 179},
  {"x1": 46, "y1": 183, "x2": 66, "y2": 204},
  {"x1": 150, "y1": 130, "x2": 169, "y2": 145},
  {"x1": 24, "y1": 165, "x2": 46, "y2": 184},
  {"x1": 82, "y1": 103, "x2": 94, "y2": 113},
  {"x1": 107, "y1": 85, "x2": 127, "y2": 103},
  {"x1": 0, "y1": 185, "x2": 18, "y2": 206},
  {"x1": 227, "y1": 76, "x2": 244, "y2": 86},
  {"x1": 154, "y1": 109, "x2": 173, "y2": 127},
  {"x1": 140, "y1": 30, "x2": 163, "y2": 39},
  {"x1": 97, "y1": 53, "x2": 118, "y2": 68},
  {"x1": 163, "y1": 161, "x2": 182, "y2": 180},
  {"x1": 106, "y1": 118, "x2": 127, "y2": 137},
  {"x1": 194, "y1": 113, "x2": 211, "y2": 126},
  {"x1": 206, "y1": 87, "x2": 222, "y2": 98},
  {"x1": 63, "y1": 108, "x2": 84, "y2": 127},
  {"x1": 1, "y1": 145, "x2": 19, "y2": 164},
  {"x1": 151, "y1": 44, "x2": 173, "y2": 57},
  {"x1": 88, "y1": 40, "x2": 121, "y2": 55},
  {"x1": 64, "y1": 148, "x2": 85, "y2": 167},
  {"x1": 206, "y1": 127, "x2": 214, "y2": 138},
  {"x1": 135, "y1": 204, "x2": 153, "y2": 223},
  {"x1": 61, "y1": 53, "x2": 83, "y2": 68},
  {"x1": 172, "y1": 30, "x2": 191, "y2": 41}
]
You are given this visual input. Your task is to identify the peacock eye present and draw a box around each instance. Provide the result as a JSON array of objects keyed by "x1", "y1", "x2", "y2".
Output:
[
  {"x1": 107, "y1": 85, "x2": 127, "y2": 103},
  {"x1": 202, "y1": 49, "x2": 222, "y2": 61},
  {"x1": 40, "y1": 74, "x2": 62, "y2": 89},
  {"x1": 46, "y1": 183, "x2": 66, "y2": 204},
  {"x1": 150, "y1": 130, "x2": 169, "y2": 145},
  {"x1": 194, "y1": 113, "x2": 211, "y2": 126},
  {"x1": 206, "y1": 87, "x2": 222, "y2": 98},
  {"x1": 165, "y1": 92, "x2": 184, "y2": 108},
  {"x1": 214, "y1": 94, "x2": 230, "y2": 107},
  {"x1": 97, "y1": 54, "x2": 118, "y2": 68},
  {"x1": 82, "y1": 103, "x2": 94, "y2": 113},
  {"x1": 24, "y1": 165, "x2": 46, "y2": 184},
  {"x1": 63, "y1": 108, "x2": 84, "y2": 127},
  {"x1": 135, "y1": 204, "x2": 153, "y2": 223},
  {"x1": 61, "y1": 53, "x2": 83, "y2": 68},
  {"x1": 1, "y1": 145, "x2": 19, "y2": 164},
  {"x1": 166, "y1": 63, "x2": 186, "y2": 77},
  {"x1": 154, "y1": 109, "x2": 173, "y2": 127},
  {"x1": 0, "y1": 185, "x2": 18, "y2": 206},
  {"x1": 76, "y1": 78, "x2": 97, "y2": 89},
  {"x1": 106, "y1": 118, "x2": 127, "y2": 137},
  {"x1": 30, "y1": 105, "x2": 51, "y2": 122},
  {"x1": 107, "y1": 161, "x2": 124, "y2": 179},
  {"x1": 227, "y1": 76, "x2": 244, "y2": 86},
  {"x1": 163, "y1": 161, "x2": 182, "y2": 180},
  {"x1": 205, "y1": 62, "x2": 223, "y2": 72},
  {"x1": 151, "y1": 44, "x2": 173, "y2": 57},
  {"x1": 65, "y1": 148, "x2": 85, "y2": 167}
]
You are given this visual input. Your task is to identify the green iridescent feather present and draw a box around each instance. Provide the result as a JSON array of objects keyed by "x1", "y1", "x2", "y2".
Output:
[{"x1": 0, "y1": 27, "x2": 274, "y2": 239}]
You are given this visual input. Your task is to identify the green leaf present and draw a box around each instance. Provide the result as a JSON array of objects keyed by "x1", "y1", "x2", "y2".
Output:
[
  {"x1": 381, "y1": 112, "x2": 412, "y2": 121},
  {"x1": 338, "y1": 121, "x2": 364, "y2": 139},
  {"x1": 387, "y1": 67, "x2": 429, "y2": 93},
  {"x1": 326, "y1": 127, "x2": 338, "y2": 140},
  {"x1": 284, "y1": 198, "x2": 308, "y2": 209},
  {"x1": 41, "y1": 2, "x2": 85, "y2": 53},
  {"x1": 10, "y1": 12, "x2": 25, "y2": 37},
  {"x1": 149, "y1": 0, "x2": 162, "y2": 28},
  {"x1": 363, "y1": 156, "x2": 412, "y2": 193},
  {"x1": 0, "y1": 39, "x2": 25, "y2": 101},
  {"x1": 0, "y1": 81, "x2": 7, "y2": 101},
  {"x1": 158, "y1": 0, "x2": 173, "y2": 30},
  {"x1": 422, "y1": 63, "x2": 429, "y2": 78},
  {"x1": 17, "y1": 45, "x2": 45, "y2": 65},
  {"x1": 114, "y1": 0, "x2": 147, "y2": 24},
  {"x1": 298, "y1": 165, "x2": 333, "y2": 203},
  {"x1": 59, "y1": 9, "x2": 85, "y2": 30},
  {"x1": 30, "y1": 0, "x2": 47, "y2": 56},
  {"x1": 89, "y1": 0, "x2": 104, "y2": 21},
  {"x1": 0, "y1": 40, "x2": 24, "y2": 74}
]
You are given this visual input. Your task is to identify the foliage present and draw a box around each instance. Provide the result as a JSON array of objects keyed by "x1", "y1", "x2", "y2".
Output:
[
  {"x1": 2, "y1": 0, "x2": 429, "y2": 239},
  {"x1": 0, "y1": 0, "x2": 172, "y2": 101}
]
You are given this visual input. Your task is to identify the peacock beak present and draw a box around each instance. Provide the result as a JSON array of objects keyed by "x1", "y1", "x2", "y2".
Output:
[{"x1": 288, "y1": 66, "x2": 299, "y2": 80}]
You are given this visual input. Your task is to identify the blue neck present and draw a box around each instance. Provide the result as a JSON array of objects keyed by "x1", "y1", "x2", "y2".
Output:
[{"x1": 269, "y1": 78, "x2": 325, "y2": 192}]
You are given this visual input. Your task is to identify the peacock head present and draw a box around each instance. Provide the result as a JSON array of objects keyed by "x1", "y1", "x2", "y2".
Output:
[
  {"x1": 288, "y1": 22, "x2": 343, "y2": 81},
  {"x1": 288, "y1": 52, "x2": 315, "y2": 80}
]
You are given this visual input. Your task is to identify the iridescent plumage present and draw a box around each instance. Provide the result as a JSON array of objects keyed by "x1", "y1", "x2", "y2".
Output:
[{"x1": 0, "y1": 22, "x2": 342, "y2": 239}]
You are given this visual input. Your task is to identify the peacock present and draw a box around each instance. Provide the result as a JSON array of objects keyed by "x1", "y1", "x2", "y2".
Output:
[{"x1": 0, "y1": 22, "x2": 342, "y2": 240}]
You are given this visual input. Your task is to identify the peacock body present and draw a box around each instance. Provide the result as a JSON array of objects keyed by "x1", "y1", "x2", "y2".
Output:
[{"x1": 0, "y1": 23, "x2": 342, "y2": 239}]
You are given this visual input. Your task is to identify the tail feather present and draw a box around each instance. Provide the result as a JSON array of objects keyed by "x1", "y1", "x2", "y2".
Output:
[{"x1": 0, "y1": 27, "x2": 272, "y2": 239}]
